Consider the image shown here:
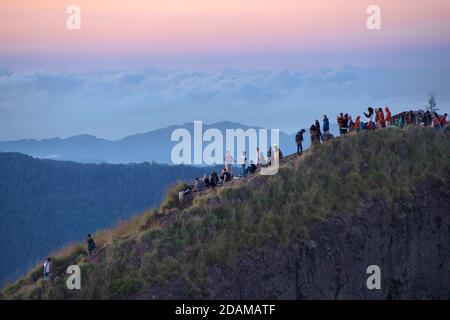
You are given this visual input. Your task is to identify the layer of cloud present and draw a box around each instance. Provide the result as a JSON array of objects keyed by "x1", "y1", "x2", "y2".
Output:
[{"x1": 1, "y1": 66, "x2": 449, "y2": 140}]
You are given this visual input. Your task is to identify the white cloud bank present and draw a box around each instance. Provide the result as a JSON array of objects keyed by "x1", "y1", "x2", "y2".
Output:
[{"x1": 0, "y1": 66, "x2": 449, "y2": 140}]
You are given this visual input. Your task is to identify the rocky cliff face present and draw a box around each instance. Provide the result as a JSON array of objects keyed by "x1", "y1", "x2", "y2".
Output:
[{"x1": 143, "y1": 178, "x2": 450, "y2": 300}]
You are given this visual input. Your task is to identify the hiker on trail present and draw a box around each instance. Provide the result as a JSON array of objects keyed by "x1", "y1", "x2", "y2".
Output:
[
  {"x1": 266, "y1": 147, "x2": 272, "y2": 166},
  {"x1": 239, "y1": 151, "x2": 247, "y2": 176},
  {"x1": 203, "y1": 174, "x2": 210, "y2": 188},
  {"x1": 255, "y1": 147, "x2": 260, "y2": 166},
  {"x1": 224, "y1": 151, "x2": 233, "y2": 175},
  {"x1": 43, "y1": 258, "x2": 51, "y2": 280},
  {"x1": 422, "y1": 112, "x2": 428, "y2": 126},
  {"x1": 406, "y1": 111, "x2": 414, "y2": 126},
  {"x1": 337, "y1": 114, "x2": 344, "y2": 135},
  {"x1": 193, "y1": 178, "x2": 200, "y2": 191},
  {"x1": 354, "y1": 116, "x2": 361, "y2": 132},
  {"x1": 385, "y1": 107, "x2": 392, "y2": 127},
  {"x1": 245, "y1": 160, "x2": 257, "y2": 174},
  {"x1": 426, "y1": 111, "x2": 432, "y2": 127},
  {"x1": 364, "y1": 107, "x2": 374, "y2": 129},
  {"x1": 220, "y1": 168, "x2": 231, "y2": 184},
  {"x1": 377, "y1": 108, "x2": 385, "y2": 128},
  {"x1": 295, "y1": 129, "x2": 306, "y2": 155},
  {"x1": 323, "y1": 115, "x2": 330, "y2": 134},
  {"x1": 341, "y1": 113, "x2": 349, "y2": 134},
  {"x1": 441, "y1": 113, "x2": 448, "y2": 128},
  {"x1": 86, "y1": 234, "x2": 96, "y2": 257},
  {"x1": 398, "y1": 115, "x2": 405, "y2": 128},
  {"x1": 210, "y1": 171, "x2": 219, "y2": 187},
  {"x1": 310, "y1": 124, "x2": 320, "y2": 145},
  {"x1": 315, "y1": 120, "x2": 322, "y2": 140},
  {"x1": 420, "y1": 112, "x2": 427, "y2": 126},
  {"x1": 433, "y1": 113, "x2": 441, "y2": 131},
  {"x1": 348, "y1": 115, "x2": 355, "y2": 132}
]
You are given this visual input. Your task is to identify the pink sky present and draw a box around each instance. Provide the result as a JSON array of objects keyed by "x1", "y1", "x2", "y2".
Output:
[{"x1": 1, "y1": 0, "x2": 450, "y2": 69}]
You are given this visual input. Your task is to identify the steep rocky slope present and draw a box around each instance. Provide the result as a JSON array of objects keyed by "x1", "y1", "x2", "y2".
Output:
[{"x1": 2, "y1": 126, "x2": 449, "y2": 299}]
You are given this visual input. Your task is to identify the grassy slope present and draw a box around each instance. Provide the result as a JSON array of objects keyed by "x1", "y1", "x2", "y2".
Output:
[{"x1": 2, "y1": 126, "x2": 449, "y2": 299}]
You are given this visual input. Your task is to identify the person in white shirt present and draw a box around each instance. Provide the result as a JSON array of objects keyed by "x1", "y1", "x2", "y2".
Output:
[
  {"x1": 43, "y1": 257, "x2": 51, "y2": 280},
  {"x1": 224, "y1": 151, "x2": 233, "y2": 175}
]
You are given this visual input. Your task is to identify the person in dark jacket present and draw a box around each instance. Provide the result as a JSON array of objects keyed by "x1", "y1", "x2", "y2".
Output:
[
  {"x1": 337, "y1": 113, "x2": 344, "y2": 135},
  {"x1": 86, "y1": 234, "x2": 96, "y2": 257},
  {"x1": 310, "y1": 124, "x2": 320, "y2": 145},
  {"x1": 323, "y1": 115, "x2": 330, "y2": 134},
  {"x1": 245, "y1": 161, "x2": 257, "y2": 174},
  {"x1": 341, "y1": 113, "x2": 349, "y2": 134},
  {"x1": 295, "y1": 129, "x2": 306, "y2": 155},
  {"x1": 210, "y1": 171, "x2": 219, "y2": 187},
  {"x1": 315, "y1": 119, "x2": 322, "y2": 140}
]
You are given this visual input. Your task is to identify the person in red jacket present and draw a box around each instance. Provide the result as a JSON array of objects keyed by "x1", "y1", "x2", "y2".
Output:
[
  {"x1": 377, "y1": 108, "x2": 385, "y2": 128},
  {"x1": 433, "y1": 113, "x2": 441, "y2": 131},
  {"x1": 440, "y1": 113, "x2": 447, "y2": 127},
  {"x1": 385, "y1": 107, "x2": 392, "y2": 127},
  {"x1": 354, "y1": 116, "x2": 361, "y2": 132}
]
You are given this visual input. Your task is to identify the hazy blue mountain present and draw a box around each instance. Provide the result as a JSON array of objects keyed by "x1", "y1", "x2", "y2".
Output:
[{"x1": 0, "y1": 122, "x2": 330, "y2": 164}]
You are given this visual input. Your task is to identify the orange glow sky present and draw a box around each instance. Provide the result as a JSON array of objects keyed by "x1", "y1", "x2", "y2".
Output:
[{"x1": 1, "y1": 0, "x2": 450, "y2": 70}]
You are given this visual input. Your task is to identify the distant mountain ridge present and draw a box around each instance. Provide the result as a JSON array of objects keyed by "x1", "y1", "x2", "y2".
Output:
[{"x1": 0, "y1": 121, "x2": 316, "y2": 164}]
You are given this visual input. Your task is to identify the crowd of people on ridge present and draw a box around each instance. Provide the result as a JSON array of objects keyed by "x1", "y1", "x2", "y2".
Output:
[
  {"x1": 41, "y1": 106, "x2": 448, "y2": 281},
  {"x1": 181, "y1": 146, "x2": 284, "y2": 198},
  {"x1": 295, "y1": 107, "x2": 448, "y2": 154}
]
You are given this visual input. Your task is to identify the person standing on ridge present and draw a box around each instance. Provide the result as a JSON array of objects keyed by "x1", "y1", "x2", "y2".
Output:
[
  {"x1": 354, "y1": 116, "x2": 361, "y2": 132},
  {"x1": 337, "y1": 113, "x2": 345, "y2": 135},
  {"x1": 310, "y1": 124, "x2": 320, "y2": 145},
  {"x1": 377, "y1": 108, "x2": 385, "y2": 128},
  {"x1": 440, "y1": 113, "x2": 448, "y2": 128},
  {"x1": 255, "y1": 147, "x2": 260, "y2": 166},
  {"x1": 43, "y1": 258, "x2": 51, "y2": 280},
  {"x1": 315, "y1": 119, "x2": 322, "y2": 141},
  {"x1": 239, "y1": 151, "x2": 247, "y2": 176},
  {"x1": 224, "y1": 151, "x2": 233, "y2": 175},
  {"x1": 295, "y1": 129, "x2": 306, "y2": 155},
  {"x1": 426, "y1": 111, "x2": 432, "y2": 127},
  {"x1": 433, "y1": 113, "x2": 442, "y2": 131},
  {"x1": 323, "y1": 115, "x2": 330, "y2": 134},
  {"x1": 364, "y1": 107, "x2": 374, "y2": 129},
  {"x1": 348, "y1": 115, "x2": 355, "y2": 132},
  {"x1": 385, "y1": 107, "x2": 392, "y2": 127},
  {"x1": 86, "y1": 234, "x2": 96, "y2": 257},
  {"x1": 341, "y1": 113, "x2": 349, "y2": 134}
]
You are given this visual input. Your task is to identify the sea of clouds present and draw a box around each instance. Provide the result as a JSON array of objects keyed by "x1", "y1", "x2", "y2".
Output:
[{"x1": 0, "y1": 66, "x2": 449, "y2": 140}]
